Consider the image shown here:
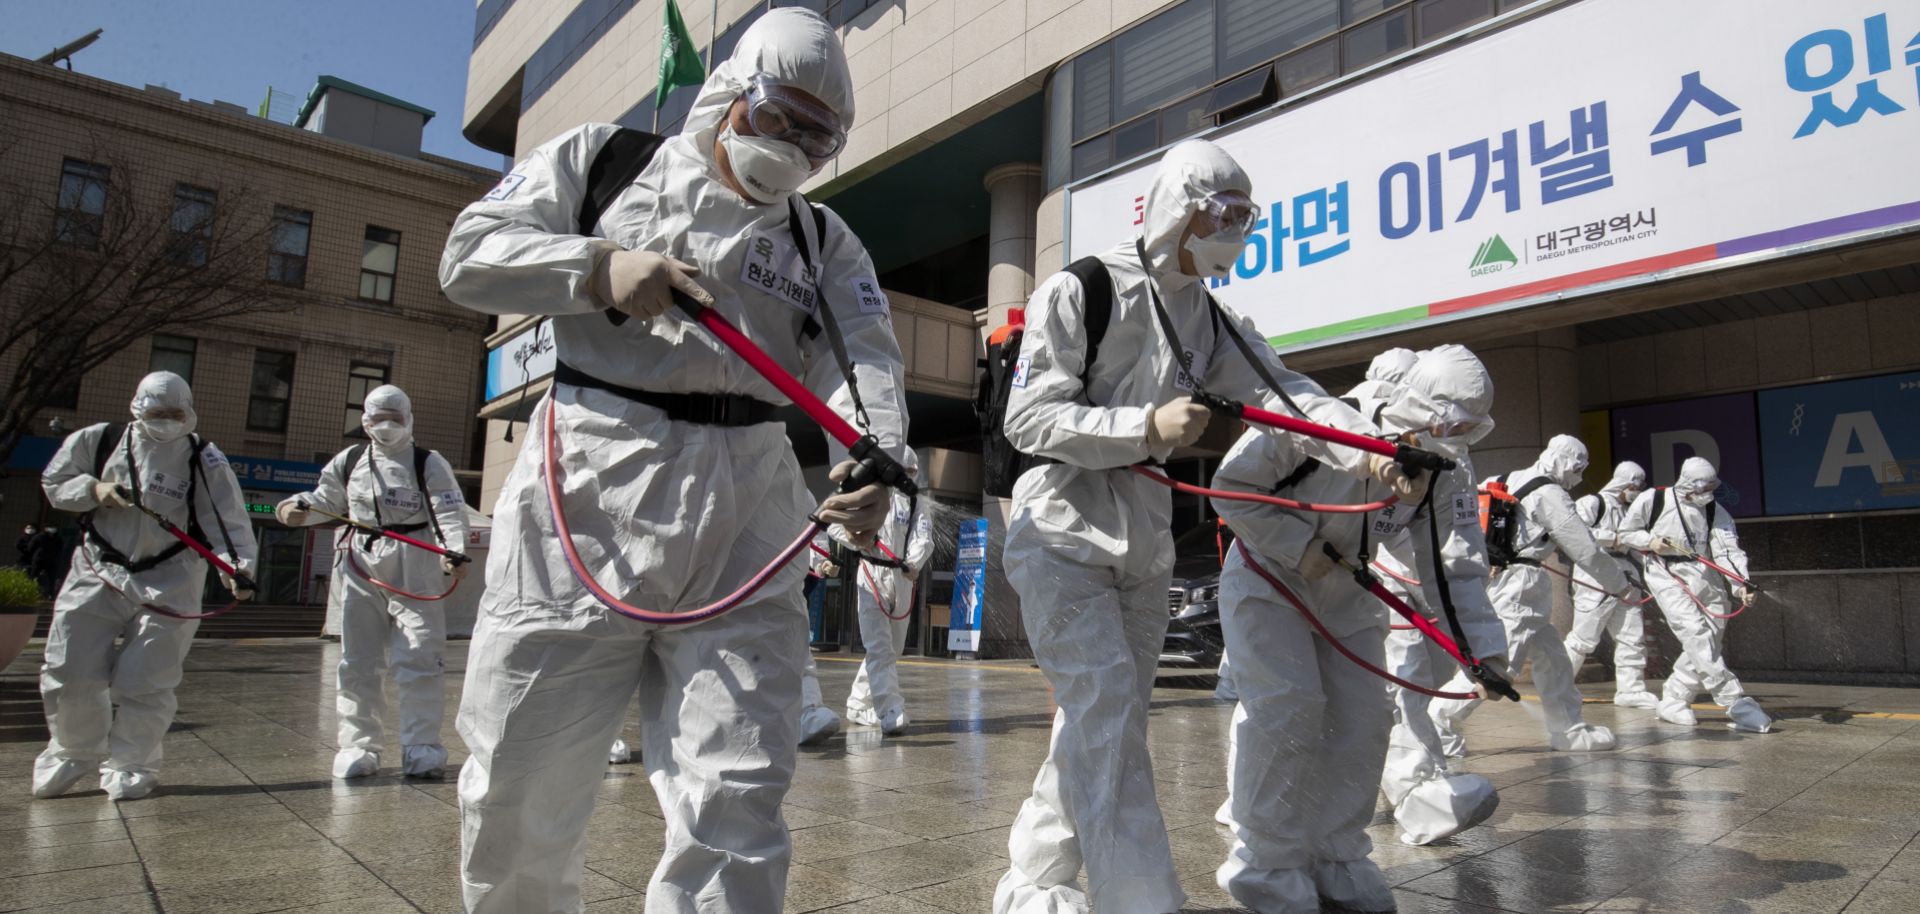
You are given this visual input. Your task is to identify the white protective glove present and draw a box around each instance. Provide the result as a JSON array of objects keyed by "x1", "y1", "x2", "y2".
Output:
[
  {"x1": 1367, "y1": 454, "x2": 1431, "y2": 503},
  {"x1": 220, "y1": 571, "x2": 255, "y2": 602},
  {"x1": 442, "y1": 556, "x2": 471, "y2": 581},
  {"x1": 817, "y1": 561, "x2": 840, "y2": 577},
  {"x1": 819, "y1": 461, "x2": 889, "y2": 544},
  {"x1": 275, "y1": 501, "x2": 310, "y2": 526},
  {"x1": 1654, "y1": 535, "x2": 1692, "y2": 557},
  {"x1": 591, "y1": 249, "x2": 713, "y2": 320},
  {"x1": 1147, "y1": 396, "x2": 1211, "y2": 448},
  {"x1": 1735, "y1": 584, "x2": 1756, "y2": 608},
  {"x1": 1295, "y1": 536, "x2": 1336, "y2": 581},
  {"x1": 93, "y1": 480, "x2": 134, "y2": 509}
]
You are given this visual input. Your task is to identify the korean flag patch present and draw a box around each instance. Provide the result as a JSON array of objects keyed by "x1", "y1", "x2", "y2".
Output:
[
  {"x1": 1011, "y1": 357, "x2": 1032, "y2": 388},
  {"x1": 484, "y1": 173, "x2": 528, "y2": 201}
]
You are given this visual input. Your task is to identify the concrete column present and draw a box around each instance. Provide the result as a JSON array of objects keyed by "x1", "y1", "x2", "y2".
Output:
[
  {"x1": 977, "y1": 163, "x2": 1044, "y2": 659},
  {"x1": 1474, "y1": 327, "x2": 1582, "y2": 478},
  {"x1": 984, "y1": 163, "x2": 1044, "y2": 329},
  {"x1": 1474, "y1": 327, "x2": 1584, "y2": 640}
]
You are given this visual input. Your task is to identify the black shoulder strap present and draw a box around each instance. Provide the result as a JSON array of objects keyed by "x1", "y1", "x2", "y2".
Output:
[
  {"x1": 1513, "y1": 476, "x2": 1552, "y2": 503},
  {"x1": 578, "y1": 127, "x2": 664, "y2": 237},
  {"x1": 1200, "y1": 288, "x2": 1310, "y2": 420},
  {"x1": 415, "y1": 446, "x2": 449, "y2": 548},
  {"x1": 787, "y1": 194, "x2": 870, "y2": 431},
  {"x1": 581, "y1": 128, "x2": 666, "y2": 329},
  {"x1": 1650, "y1": 487, "x2": 1667, "y2": 527},
  {"x1": 94, "y1": 423, "x2": 126, "y2": 479},
  {"x1": 1063, "y1": 256, "x2": 1113, "y2": 394}
]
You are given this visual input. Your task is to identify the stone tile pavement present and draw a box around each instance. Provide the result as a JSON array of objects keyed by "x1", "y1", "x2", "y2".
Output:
[{"x1": 2, "y1": 639, "x2": 1918, "y2": 913}]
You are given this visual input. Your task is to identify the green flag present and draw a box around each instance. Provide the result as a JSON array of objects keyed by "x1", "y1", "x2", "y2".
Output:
[{"x1": 657, "y1": 0, "x2": 705, "y2": 109}]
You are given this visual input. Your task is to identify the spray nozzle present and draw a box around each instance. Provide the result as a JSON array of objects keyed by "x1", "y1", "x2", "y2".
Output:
[
  {"x1": 841, "y1": 435, "x2": 919, "y2": 498},
  {"x1": 1393, "y1": 441, "x2": 1456, "y2": 474},
  {"x1": 1192, "y1": 390, "x2": 1244, "y2": 419},
  {"x1": 1468, "y1": 662, "x2": 1521, "y2": 702}
]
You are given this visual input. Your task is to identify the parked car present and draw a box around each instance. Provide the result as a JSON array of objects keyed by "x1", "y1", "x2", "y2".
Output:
[{"x1": 1160, "y1": 523, "x2": 1228, "y2": 672}]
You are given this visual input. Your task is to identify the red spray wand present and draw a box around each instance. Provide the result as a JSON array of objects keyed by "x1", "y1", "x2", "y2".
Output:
[
  {"x1": 1320, "y1": 541, "x2": 1519, "y2": 702},
  {"x1": 1190, "y1": 391, "x2": 1455, "y2": 475}
]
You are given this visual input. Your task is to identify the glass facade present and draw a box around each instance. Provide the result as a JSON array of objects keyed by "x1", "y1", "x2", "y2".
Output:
[{"x1": 1045, "y1": 0, "x2": 1533, "y2": 189}]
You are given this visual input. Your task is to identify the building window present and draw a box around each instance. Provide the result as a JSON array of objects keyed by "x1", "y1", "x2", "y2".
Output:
[
  {"x1": 247, "y1": 349, "x2": 296, "y2": 433},
  {"x1": 54, "y1": 159, "x2": 110, "y2": 249},
  {"x1": 269, "y1": 206, "x2": 312, "y2": 288},
  {"x1": 149, "y1": 334, "x2": 198, "y2": 383},
  {"x1": 342, "y1": 362, "x2": 390, "y2": 436},
  {"x1": 44, "y1": 378, "x2": 81, "y2": 411},
  {"x1": 168, "y1": 184, "x2": 217, "y2": 267},
  {"x1": 359, "y1": 226, "x2": 400, "y2": 303},
  {"x1": 1049, "y1": 0, "x2": 1522, "y2": 187}
]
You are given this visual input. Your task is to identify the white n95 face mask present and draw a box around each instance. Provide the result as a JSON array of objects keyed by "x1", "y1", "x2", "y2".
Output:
[
  {"x1": 139, "y1": 419, "x2": 188, "y2": 443},
  {"x1": 369, "y1": 421, "x2": 409, "y2": 447},
  {"x1": 1182, "y1": 230, "x2": 1248, "y2": 280},
  {"x1": 720, "y1": 125, "x2": 814, "y2": 204}
]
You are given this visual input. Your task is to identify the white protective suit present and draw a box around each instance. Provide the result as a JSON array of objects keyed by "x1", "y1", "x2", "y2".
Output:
[
  {"x1": 994, "y1": 139, "x2": 1382, "y2": 914},
  {"x1": 277, "y1": 386, "x2": 468, "y2": 778},
  {"x1": 1366, "y1": 346, "x2": 1509, "y2": 846},
  {"x1": 33, "y1": 372, "x2": 257, "y2": 801},
  {"x1": 1344, "y1": 347, "x2": 1417, "y2": 403},
  {"x1": 1209, "y1": 410, "x2": 1398, "y2": 914},
  {"x1": 845, "y1": 477, "x2": 933, "y2": 733},
  {"x1": 1452, "y1": 435, "x2": 1631, "y2": 753},
  {"x1": 438, "y1": 10, "x2": 908, "y2": 914},
  {"x1": 798, "y1": 529, "x2": 841, "y2": 746},
  {"x1": 1617, "y1": 457, "x2": 1771, "y2": 733},
  {"x1": 1565, "y1": 461, "x2": 1658, "y2": 709}
]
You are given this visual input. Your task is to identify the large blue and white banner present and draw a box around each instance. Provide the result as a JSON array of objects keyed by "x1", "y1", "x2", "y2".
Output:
[
  {"x1": 1068, "y1": 0, "x2": 1920, "y2": 351},
  {"x1": 1757, "y1": 371, "x2": 1920, "y2": 515}
]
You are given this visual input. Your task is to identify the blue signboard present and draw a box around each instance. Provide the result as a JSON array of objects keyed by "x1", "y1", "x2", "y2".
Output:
[
  {"x1": 947, "y1": 518, "x2": 988, "y2": 654},
  {"x1": 1610, "y1": 391, "x2": 1763, "y2": 517},
  {"x1": 1757, "y1": 370, "x2": 1920, "y2": 515},
  {"x1": 225, "y1": 455, "x2": 325, "y2": 493}
]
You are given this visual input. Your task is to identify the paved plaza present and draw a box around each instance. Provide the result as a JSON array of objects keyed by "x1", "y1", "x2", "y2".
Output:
[{"x1": 1, "y1": 639, "x2": 1918, "y2": 913}]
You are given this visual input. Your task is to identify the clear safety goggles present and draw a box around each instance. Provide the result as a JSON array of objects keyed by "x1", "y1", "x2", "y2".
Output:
[
  {"x1": 1678, "y1": 476, "x2": 1721, "y2": 496},
  {"x1": 1193, "y1": 191, "x2": 1261, "y2": 237},
  {"x1": 744, "y1": 75, "x2": 846, "y2": 161},
  {"x1": 139, "y1": 407, "x2": 188, "y2": 422},
  {"x1": 1423, "y1": 400, "x2": 1493, "y2": 443},
  {"x1": 365, "y1": 410, "x2": 407, "y2": 425}
]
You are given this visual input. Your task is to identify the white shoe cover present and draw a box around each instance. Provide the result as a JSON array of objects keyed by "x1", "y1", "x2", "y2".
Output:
[
  {"x1": 1214, "y1": 796, "x2": 1238, "y2": 830},
  {"x1": 845, "y1": 705, "x2": 879, "y2": 727},
  {"x1": 402, "y1": 744, "x2": 448, "y2": 779},
  {"x1": 1314, "y1": 858, "x2": 1397, "y2": 912},
  {"x1": 1549, "y1": 723, "x2": 1617, "y2": 752},
  {"x1": 101, "y1": 769, "x2": 157, "y2": 801},
  {"x1": 991, "y1": 867, "x2": 1091, "y2": 914},
  {"x1": 1613, "y1": 690, "x2": 1660, "y2": 710},
  {"x1": 879, "y1": 706, "x2": 910, "y2": 736},
  {"x1": 31, "y1": 758, "x2": 92, "y2": 799},
  {"x1": 1217, "y1": 857, "x2": 1317, "y2": 914},
  {"x1": 332, "y1": 748, "x2": 379, "y2": 779},
  {"x1": 1656, "y1": 700, "x2": 1698, "y2": 727},
  {"x1": 798, "y1": 706, "x2": 841, "y2": 746},
  {"x1": 1395, "y1": 773, "x2": 1498, "y2": 846},
  {"x1": 608, "y1": 738, "x2": 632, "y2": 763},
  {"x1": 1726, "y1": 697, "x2": 1773, "y2": 733}
]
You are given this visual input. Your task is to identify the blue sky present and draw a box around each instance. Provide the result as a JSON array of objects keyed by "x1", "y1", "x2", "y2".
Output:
[{"x1": 7, "y1": 0, "x2": 499, "y2": 168}]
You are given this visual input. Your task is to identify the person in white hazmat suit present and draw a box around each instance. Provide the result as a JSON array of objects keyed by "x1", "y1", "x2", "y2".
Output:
[
  {"x1": 1347, "y1": 347, "x2": 1418, "y2": 401},
  {"x1": 437, "y1": 10, "x2": 907, "y2": 913},
  {"x1": 1365, "y1": 345, "x2": 1511, "y2": 846},
  {"x1": 1207, "y1": 401, "x2": 1409, "y2": 914},
  {"x1": 798, "y1": 528, "x2": 842, "y2": 746},
  {"x1": 994, "y1": 138, "x2": 1425, "y2": 914},
  {"x1": 275, "y1": 385, "x2": 469, "y2": 779},
  {"x1": 1433, "y1": 435, "x2": 1631, "y2": 754},
  {"x1": 1564, "y1": 460, "x2": 1660, "y2": 710},
  {"x1": 1617, "y1": 457, "x2": 1771, "y2": 733},
  {"x1": 843, "y1": 457, "x2": 933, "y2": 734},
  {"x1": 32, "y1": 371, "x2": 258, "y2": 801}
]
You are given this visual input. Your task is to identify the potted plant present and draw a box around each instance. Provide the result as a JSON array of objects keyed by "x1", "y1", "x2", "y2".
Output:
[{"x1": 0, "y1": 567, "x2": 45, "y2": 674}]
